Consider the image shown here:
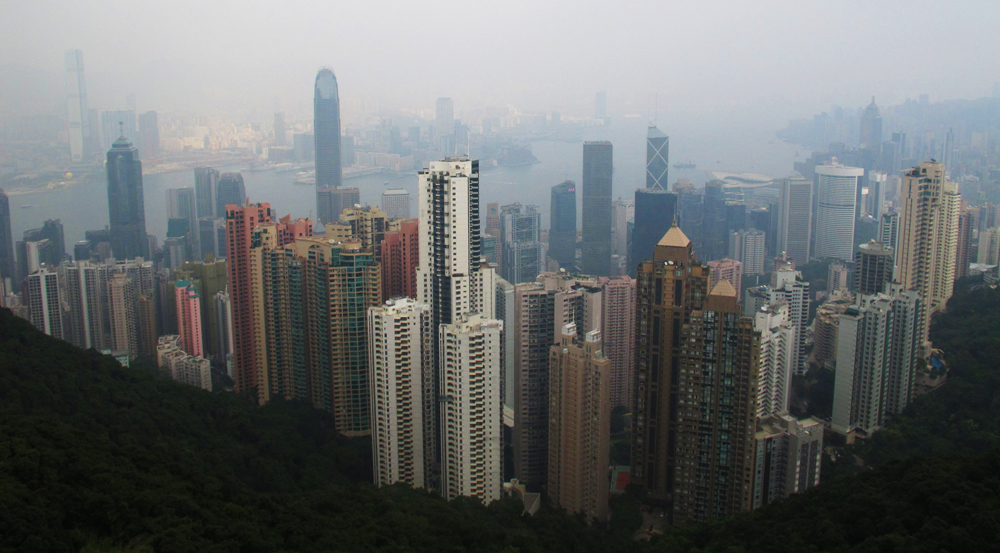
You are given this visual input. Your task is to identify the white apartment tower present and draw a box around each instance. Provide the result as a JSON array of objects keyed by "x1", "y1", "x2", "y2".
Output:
[
  {"x1": 769, "y1": 270, "x2": 810, "y2": 375},
  {"x1": 778, "y1": 177, "x2": 812, "y2": 266},
  {"x1": 895, "y1": 161, "x2": 960, "y2": 348},
  {"x1": 814, "y1": 161, "x2": 864, "y2": 261},
  {"x1": 25, "y1": 267, "x2": 63, "y2": 339},
  {"x1": 369, "y1": 298, "x2": 431, "y2": 489},
  {"x1": 382, "y1": 188, "x2": 411, "y2": 220},
  {"x1": 439, "y1": 314, "x2": 503, "y2": 504},
  {"x1": 729, "y1": 229, "x2": 766, "y2": 275},
  {"x1": 753, "y1": 302, "x2": 796, "y2": 418}
]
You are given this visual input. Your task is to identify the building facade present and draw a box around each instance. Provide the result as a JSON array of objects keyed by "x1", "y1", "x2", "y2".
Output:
[
  {"x1": 814, "y1": 162, "x2": 864, "y2": 261},
  {"x1": 314, "y1": 68, "x2": 343, "y2": 224},
  {"x1": 581, "y1": 142, "x2": 613, "y2": 276},
  {"x1": 106, "y1": 137, "x2": 148, "y2": 260},
  {"x1": 549, "y1": 181, "x2": 577, "y2": 269},
  {"x1": 778, "y1": 177, "x2": 812, "y2": 266}
]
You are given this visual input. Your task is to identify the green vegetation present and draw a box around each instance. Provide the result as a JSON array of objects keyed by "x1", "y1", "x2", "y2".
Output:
[{"x1": 2, "y1": 277, "x2": 1000, "y2": 552}]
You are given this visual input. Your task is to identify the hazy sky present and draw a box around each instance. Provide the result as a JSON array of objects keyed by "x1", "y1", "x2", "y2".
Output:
[{"x1": 2, "y1": 0, "x2": 998, "y2": 123}]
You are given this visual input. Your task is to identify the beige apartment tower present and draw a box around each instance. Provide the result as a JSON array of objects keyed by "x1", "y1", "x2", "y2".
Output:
[{"x1": 547, "y1": 323, "x2": 611, "y2": 522}]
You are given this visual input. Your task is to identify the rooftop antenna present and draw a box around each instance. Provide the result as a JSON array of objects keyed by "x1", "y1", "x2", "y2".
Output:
[{"x1": 118, "y1": 121, "x2": 124, "y2": 139}]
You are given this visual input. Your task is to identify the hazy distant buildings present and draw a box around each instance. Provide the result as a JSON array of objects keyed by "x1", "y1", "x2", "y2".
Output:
[
  {"x1": 381, "y1": 189, "x2": 411, "y2": 219},
  {"x1": 547, "y1": 324, "x2": 611, "y2": 522},
  {"x1": 581, "y1": 142, "x2": 613, "y2": 276},
  {"x1": 594, "y1": 91, "x2": 607, "y2": 120},
  {"x1": 216, "y1": 173, "x2": 246, "y2": 218},
  {"x1": 99, "y1": 109, "x2": 136, "y2": 154},
  {"x1": 646, "y1": 125, "x2": 669, "y2": 190},
  {"x1": 612, "y1": 197, "x2": 634, "y2": 259},
  {"x1": 435, "y1": 98, "x2": 455, "y2": 152},
  {"x1": 194, "y1": 167, "x2": 220, "y2": 220},
  {"x1": 106, "y1": 136, "x2": 149, "y2": 260},
  {"x1": 859, "y1": 97, "x2": 883, "y2": 149},
  {"x1": 314, "y1": 68, "x2": 343, "y2": 224},
  {"x1": 549, "y1": 181, "x2": 577, "y2": 269},
  {"x1": 814, "y1": 162, "x2": 864, "y2": 261},
  {"x1": 273, "y1": 112, "x2": 286, "y2": 146},
  {"x1": 137, "y1": 111, "x2": 159, "y2": 158},
  {"x1": 500, "y1": 204, "x2": 544, "y2": 284},
  {"x1": 65, "y1": 50, "x2": 91, "y2": 162},
  {"x1": 778, "y1": 177, "x2": 812, "y2": 266}
]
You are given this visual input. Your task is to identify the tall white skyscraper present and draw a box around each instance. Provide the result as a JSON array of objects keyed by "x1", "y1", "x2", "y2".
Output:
[
  {"x1": 65, "y1": 261, "x2": 111, "y2": 350},
  {"x1": 65, "y1": 50, "x2": 90, "y2": 162},
  {"x1": 769, "y1": 269, "x2": 810, "y2": 375},
  {"x1": 25, "y1": 267, "x2": 63, "y2": 339},
  {"x1": 868, "y1": 171, "x2": 888, "y2": 219},
  {"x1": 369, "y1": 298, "x2": 431, "y2": 489},
  {"x1": 439, "y1": 314, "x2": 503, "y2": 504},
  {"x1": 895, "y1": 161, "x2": 960, "y2": 348},
  {"x1": 814, "y1": 161, "x2": 864, "y2": 261},
  {"x1": 832, "y1": 285, "x2": 922, "y2": 435},
  {"x1": 612, "y1": 198, "x2": 634, "y2": 258},
  {"x1": 753, "y1": 302, "x2": 796, "y2": 418},
  {"x1": 412, "y1": 157, "x2": 500, "y2": 502},
  {"x1": 778, "y1": 177, "x2": 812, "y2": 266}
]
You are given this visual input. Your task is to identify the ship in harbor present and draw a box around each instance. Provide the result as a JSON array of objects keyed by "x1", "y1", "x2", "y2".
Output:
[{"x1": 673, "y1": 160, "x2": 697, "y2": 169}]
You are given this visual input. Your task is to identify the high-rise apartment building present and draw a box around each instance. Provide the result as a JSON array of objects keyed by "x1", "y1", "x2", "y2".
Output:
[
  {"x1": 25, "y1": 267, "x2": 63, "y2": 339},
  {"x1": 827, "y1": 262, "x2": 850, "y2": 294},
  {"x1": 955, "y1": 211, "x2": 973, "y2": 279},
  {"x1": 500, "y1": 204, "x2": 544, "y2": 284},
  {"x1": 754, "y1": 302, "x2": 795, "y2": 418},
  {"x1": 629, "y1": 190, "x2": 678, "y2": 274},
  {"x1": 439, "y1": 314, "x2": 503, "y2": 504},
  {"x1": 380, "y1": 218, "x2": 419, "y2": 301},
  {"x1": 64, "y1": 261, "x2": 110, "y2": 350},
  {"x1": 879, "y1": 211, "x2": 899, "y2": 252},
  {"x1": 327, "y1": 205, "x2": 391, "y2": 256},
  {"x1": 612, "y1": 197, "x2": 634, "y2": 259},
  {"x1": 137, "y1": 295, "x2": 157, "y2": 359},
  {"x1": 769, "y1": 269, "x2": 810, "y2": 375},
  {"x1": 896, "y1": 161, "x2": 960, "y2": 348},
  {"x1": 832, "y1": 284, "x2": 922, "y2": 435},
  {"x1": 581, "y1": 142, "x2": 613, "y2": 276},
  {"x1": 631, "y1": 224, "x2": 759, "y2": 521},
  {"x1": 778, "y1": 177, "x2": 812, "y2": 266},
  {"x1": 601, "y1": 276, "x2": 636, "y2": 410},
  {"x1": 547, "y1": 324, "x2": 611, "y2": 522},
  {"x1": 216, "y1": 173, "x2": 246, "y2": 219},
  {"x1": 175, "y1": 280, "x2": 203, "y2": 357},
  {"x1": 381, "y1": 189, "x2": 411, "y2": 220},
  {"x1": 157, "y1": 335, "x2": 212, "y2": 391},
  {"x1": 415, "y1": 158, "x2": 498, "y2": 491},
  {"x1": 108, "y1": 273, "x2": 138, "y2": 360},
  {"x1": 485, "y1": 202, "x2": 501, "y2": 270},
  {"x1": 729, "y1": 229, "x2": 766, "y2": 275},
  {"x1": 646, "y1": 125, "x2": 669, "y2": 190},
  {"x1": 977, "y1": 227, "x2": 1000, "y2": 265},
  {"x1": 194, "y1": 167, "x2": 220, "y2": 220},
  {"x1": 314, "y1": 68, "x2": 343, "y2": 224},
  {"x1": 708, "y1": 258, "x2": 742, "y2": 292},
  {"x1": 368, "y1": 297, "x2": 431, "y2": 489},
  {"x1": 855, "y1": 241, "x2": 893, "y2": 295},
  {"x1": 550, "y1": 181, "x2": 578, "y2": 269},
  {"x1": 814, "y1": 162, "x2": 864, "y2": 261},
  {"x1": 867, "y1": 171, "x2": 888, "y2": 219},
  {"x1": 175, "y1": 258, "x2": 228, "y2": 361},
  {"x1": 752, "y1": 415, "x2": 823, "y2": 509},
  {"x1": 65, "y1": 50, "x2": 91, "y2": 162},
  {"x1": 106, "y1": 137, "x2": 149, "y2": 260}
]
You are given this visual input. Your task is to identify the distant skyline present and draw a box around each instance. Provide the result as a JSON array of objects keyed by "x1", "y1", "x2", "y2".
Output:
[{"x1": 1, "y1": 1, "x2": 998, "y2": 125}]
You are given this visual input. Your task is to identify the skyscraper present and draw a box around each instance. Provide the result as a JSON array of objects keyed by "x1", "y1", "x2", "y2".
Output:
[
  {"x1": 955, "y1": 210, "x2": 974, "y2": 279},
  {"x1": 814, "y1": 162, "x2": 864, "y2": 261},
  {"x1": 226, "y1": 202, "x2": 276, "y2": 399},
  {"x1": 415, "y1": 158, "x2": 498, "y2": 491},
  {"x1": 369, "y1": 297, "x2": 431, "y2": 489},
  {"x1": 435, "y1": 98, "x2": 455, "y2": 152},
  {"x1": 769, "y1": 269, "x2": 810, "y2": 375},
  {"x1": 439, "y1": 314, "x2": 503, "y2": 504},
  {"x1": 25, "y1": 267, "x2": 63, "y2": 339},
  {"x1": 216, "y1": 173, "x2": 246, "y2": 218},
  {"x1": 65, "y1": 50, "x2": 90, "y2": 162},
  {"x1": 547, "y1": 323, "x2": 611, "y2": 522},
  {"x1": 752, "y1": 415, "x2": 823, "y2": 508},
  {"x1": 549, "y1": 181, "x2": 577, "y2": 269},
  {"x1": 859, "y1": 97, "x2": 883, "y2": 149},
  {"x1": 631, "y1": 224, "x2": 759, "y2": 521},
  {"x1": 702, "y1": 180, "x2": 729, "y2": 261},
  {"x1": 629, "y1": 189, "x2": 678, "y2": 274},
  {"x1": 777, "y1": 177, "x2": 812, "y2": 266},
  {"x1": 314, "y1": 68, "x2": 343, "y2": 224},
  {"x1": 380, "y1": 218, "x2": 419, "y2": 301},
  {"x1": 175, "y1": 258, "x2": 228, "y2": 361},
  {"x1": 0, "y1": 189, "x2": 15, "y2": 287},
  {"x1": 612, "y1": 197, "x2": 634, "y2": 259},
  {"x1": 832, "y1": 285, "x2": 922, "y2": 435},
  {"x1": 175, "y1": 280, "x2": 203, "y2": 357},
  {"x1": 108, "y1": 273, "x2": 138, "y2": 359},
  {"x1": 485, "y1": 202, "x2": 501, "y2": 270},
  {"x1": 646, "y1": 125, "x2": 669, "y2": 190},
  {"x1": 896, "y1": 161, "x2": 960, "y2": 348},
  {"x1": 381, "y1": 189, "x2": 411, "y2": 220},
  {"x1": 601, "y1": 276, "x2": 636, "y2": 410},
  {"x1": 317, "y1": 187, "x2": 361, "y2": 226},
  {"x1": 754, "y1": 302, "x2": 796, "y2": 418},
  {"x1": 273, "y1": 112, "x2": 285, "y2": 146},
  {"x1": 855, "y1": 241, "x2": 894, "y2": 295},
  {"x1": 137, "y1": 111, "x2": 159, "y2": 158},
  {"x1": 194, "y1": 167, "x2": 220, "y2": 220},
  {"x1": 100, "y1": 109, "x2": 136, "y2": 154},
  {"x1": 729, "y1": 229, "x2": 766, "y2": 275},
  {"x1": 106, "y1": 136, "x2": 149, "y2": 260},
  {"x1": 64, "y1": 261, "x2": 110, "y2": 351},
  {"x1": 500, "y1": 204, "x2": 544, "y2": 284},
  {"x1": 581, "y1": 142, "x2": 613, "y2": 276},
  {"x1": 327, "y1": 204, "x2": 391, "y2": 256}
]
